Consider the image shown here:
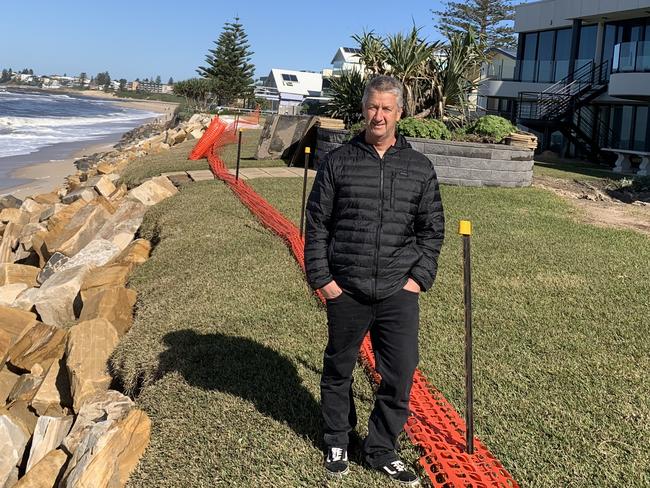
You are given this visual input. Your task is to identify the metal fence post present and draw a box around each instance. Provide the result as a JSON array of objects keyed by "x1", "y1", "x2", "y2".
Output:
[
  {"x1": 459, "y1": 220, "x2": 474, "y2": 454},
  {"x1": 299, "y1": 147, "x2": 311, "y2": 236}
]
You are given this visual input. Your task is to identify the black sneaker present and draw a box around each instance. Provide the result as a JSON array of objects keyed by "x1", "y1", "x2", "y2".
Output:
[
  {"x1": 376, "y1": 458, "x2": 420, "y2": 486},
  {"x1": 324, "y1": 446, "x2": 349, "y2": 478}
]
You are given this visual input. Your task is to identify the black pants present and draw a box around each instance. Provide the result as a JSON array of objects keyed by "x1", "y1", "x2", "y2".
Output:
[{"x1": 320, "y1": 288, "x2": 419, "y2": 467}]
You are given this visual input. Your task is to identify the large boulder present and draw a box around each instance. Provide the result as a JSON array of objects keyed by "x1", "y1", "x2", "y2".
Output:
[
  {"x1": 30, "y1": 348, "x2": 73, "y2": 416},
  {"x1": 62, "y1": 390, "x2": 133, "y2": 454},
  {"x1": 61, "y1": 408, "x2": 150, "y2": 488},
  {"x1": 57, "y1": 239, "x2": 120, "y2": 273},
  {"x1": 86, "y1": 175, "x2": 117, "y2": 199},
  {"x1": 66, "y1": 319, "x2": 120, "y2": 412},
  {"x1": 36, "y1": 252, "x2": 70, "y2": 285},
  {"x1": 12, "y1": 287, "x2": 40, "y2": 312},
  {"x1": 13, "y1": 449, "x2": 68, "y2": 488},
  {"x1": 0, "y1": 208, "x2": 30, "y2": 225},
  {"x1": 0, "y1": 283, "x2": 29, "y2": 307},
  {"x1": 0, "y1": 306, "x2": 38, "y2": 358},
  {"x1": 0, "y1": 369, "x2": 20, "y2": 405},
  {"x1": 34, "y1": 265, "x2": 91, "y2": 327},
  {"x1": 6, "y1": 373, "x2": 43, "y2": 404},
  {"x1": 5, "y1": 322, "x2": 67, "y2": 374},
  {"x1": 25, "y1": 415, "x2": 74, "y2": 473},
  {"x1": 61, "y1": 187, "x2": 96, "y2": 205},
  {"x1": 107, "y1": 239, "x2": 151, "y2": 269},
  {"x1": 79, "y1": 287, "x2": 137, "y2": 337},
  {"x1": 96, "y1": 200, "x2": 147, "y2": 251},
  {"x1": 0, "y1": 264, "x2": 39, "y2": 287},
  {"x1": 0, "y1": 413, "x2": 30, "y2": 487},
  {"x1": 44, "y1": 202, "x2": 111, "y2": 257},
  {"x1": 127, "y1": 176, "x2": 178, "y2": 206},
  {"x1": 0, "y1": 222, "x2": 25, "y2": 263},
  {"x1": 80, "y1": 265, "x2": 131, "y2": 303},
  {"x1": 0, "y1": 195, "x2": 23, "y2": 210}
]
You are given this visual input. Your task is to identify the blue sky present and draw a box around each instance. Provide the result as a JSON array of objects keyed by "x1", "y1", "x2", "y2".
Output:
[{"x1": 0, "y1": 0, "x2": 514, "y2": 82}]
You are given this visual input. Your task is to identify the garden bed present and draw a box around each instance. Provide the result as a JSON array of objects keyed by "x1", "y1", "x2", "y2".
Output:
[{"x1": 316, "y1": 128, "x2": 534, "y2": 187}]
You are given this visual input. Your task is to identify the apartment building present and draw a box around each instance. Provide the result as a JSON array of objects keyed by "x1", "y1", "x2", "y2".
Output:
[{"x1": 480, "y1": 0, "x2": 650, "y2": 171}]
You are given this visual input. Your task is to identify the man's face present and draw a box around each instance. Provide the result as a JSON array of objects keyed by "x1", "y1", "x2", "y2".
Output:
[{"x1": 363, "y1": 90, "x2": 402, "y2": 144}]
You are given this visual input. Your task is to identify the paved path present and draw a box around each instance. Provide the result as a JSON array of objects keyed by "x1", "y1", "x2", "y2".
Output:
[{"x1": 163, "y1": 167, "x2": 316, "y2": 183}]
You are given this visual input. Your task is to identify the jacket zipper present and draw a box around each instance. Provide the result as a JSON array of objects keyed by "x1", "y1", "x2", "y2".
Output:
[
  {"x1": 372, "y1": 156, "x2": 385, "y2": 301},
  {"x1": 390, "y1": 170, "x2": 396, "y2": 208}
]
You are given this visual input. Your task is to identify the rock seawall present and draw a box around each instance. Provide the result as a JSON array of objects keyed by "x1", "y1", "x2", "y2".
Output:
[{"x1": 0, "y1": 113, "x2": 214, "y2": 487}]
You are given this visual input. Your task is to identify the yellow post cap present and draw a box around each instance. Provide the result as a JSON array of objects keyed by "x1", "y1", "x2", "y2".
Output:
[
  {"x1": 305, "y1": 147, "x2": 311, "y2": 154},
  {"x1": 458, "y1": 220, "x2": 472, "y2": 236}
]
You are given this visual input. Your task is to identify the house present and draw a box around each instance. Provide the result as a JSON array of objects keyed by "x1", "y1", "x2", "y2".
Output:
[
  {"x1": 330, "y1": 47, "x2": 363, "y2": 76},
  {"x1": 255, "y1": 69, "x2": 329, "y2": 115},
  {"x1": 477, "y1": 48, "x2": 517, "y2": 118},
  {"x1": 480, "y1": 0, "x2": 650, "y2": 171}
]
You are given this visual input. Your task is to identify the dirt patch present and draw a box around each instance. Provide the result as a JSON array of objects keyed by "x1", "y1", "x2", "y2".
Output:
[{"x1": 533, "y1": 175, "x2": 650, "y2": 236}]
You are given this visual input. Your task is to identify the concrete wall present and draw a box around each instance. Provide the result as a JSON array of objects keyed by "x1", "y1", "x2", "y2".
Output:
[
  {"x1": 315, "y1": 129, "x2": 534, "y2": 187},
  {"x1": 608, "y1": 72, "x2": 650, "y2": 100}
]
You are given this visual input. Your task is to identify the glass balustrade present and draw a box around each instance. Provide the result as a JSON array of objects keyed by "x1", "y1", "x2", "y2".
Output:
[{"x1": 612, "y1": 41, "x2": 650, "y2": 72}]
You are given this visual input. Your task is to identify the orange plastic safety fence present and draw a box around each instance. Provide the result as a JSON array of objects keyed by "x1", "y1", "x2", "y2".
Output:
[{"x1": 197, "y1": 120, "x2": 519, "y2": 487}]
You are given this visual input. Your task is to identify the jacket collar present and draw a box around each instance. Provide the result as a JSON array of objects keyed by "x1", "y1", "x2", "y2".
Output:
[{"x1": 349, "y1": 130, "x2": 411, "y2": 157}]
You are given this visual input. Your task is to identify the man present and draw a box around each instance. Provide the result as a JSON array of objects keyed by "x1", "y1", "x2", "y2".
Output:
[{"x1": 305, "y1": 75, "x2": 445, "y2": 486}]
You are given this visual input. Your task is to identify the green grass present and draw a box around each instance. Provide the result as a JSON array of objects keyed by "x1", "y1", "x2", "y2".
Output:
[
  {"x1": 246, "y1": 177, "x2": 650, "y2": 487},
  {"x1": 533, "y1": 158, "x2": 622, "y2": 181},
  {"x1": 112, "y1": 181, "x2": 419, "y2": 487},
  {"x1": 118, "y1": 129, "x2": 285, "y2": 188},
  {"x1": 118, "y1": 139, "x2": 209, "y2": 188},
  {"x1": 115, "y1": 148, "x2": 649, "y2": 486}
]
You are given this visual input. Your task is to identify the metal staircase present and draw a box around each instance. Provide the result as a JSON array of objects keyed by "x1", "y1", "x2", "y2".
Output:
[{"x1": 517, "y1": 60, "x2": 613, "y2": 158}]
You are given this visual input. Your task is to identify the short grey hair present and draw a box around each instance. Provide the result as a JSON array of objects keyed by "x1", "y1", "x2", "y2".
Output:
[{"x1": 362, "y1": 75, "x2": 404, "y2": 110}]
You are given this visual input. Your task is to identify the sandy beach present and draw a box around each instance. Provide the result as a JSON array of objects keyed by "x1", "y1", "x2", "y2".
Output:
[
  {"x1": 2, "y1": 140, "x2": 117, "y2": 199},
  {"x1": 0, "y1": 89, "x2": 178, "y2": 199}
]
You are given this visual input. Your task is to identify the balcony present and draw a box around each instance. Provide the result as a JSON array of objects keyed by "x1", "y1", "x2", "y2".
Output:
[{"x1": 609, "y1": 41, "x2": 650, "y2": 100}]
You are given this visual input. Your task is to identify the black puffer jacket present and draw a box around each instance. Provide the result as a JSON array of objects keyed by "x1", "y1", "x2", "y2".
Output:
[{"x1": 305, "y1": 132, "x2": 445, "y2": 301}]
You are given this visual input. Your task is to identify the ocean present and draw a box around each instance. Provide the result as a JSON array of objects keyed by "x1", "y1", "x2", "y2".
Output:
[{"x1": 0, "y1": 89, "x2": 158, "y2": 191}]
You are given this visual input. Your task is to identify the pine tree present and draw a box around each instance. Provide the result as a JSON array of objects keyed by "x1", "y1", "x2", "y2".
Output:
[
  {"x1": 432, "y1": 0, "x2": 516, "y2": 50},
  {"x1": 196, "y1": 17, "x2": 255, "y2": 105},
  {"x1": 168, "y1": 77, "x2": 174, "y2": 85}
]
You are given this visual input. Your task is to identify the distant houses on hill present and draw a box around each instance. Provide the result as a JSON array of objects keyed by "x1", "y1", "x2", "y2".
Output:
[{"x1": 1, "y1": 71, "x2": 173, "y2": 94}]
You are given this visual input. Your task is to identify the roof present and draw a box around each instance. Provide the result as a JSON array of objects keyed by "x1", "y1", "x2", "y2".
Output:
[
  {"x1": 267, "y1": 69, "x2": 323, "y2": 96},
  {"x1": 331, "y1": 47, "x2": 362, "y2": 65},
  {"x1": 486, "y1": 47, "x2": 516, "y2": 59}
]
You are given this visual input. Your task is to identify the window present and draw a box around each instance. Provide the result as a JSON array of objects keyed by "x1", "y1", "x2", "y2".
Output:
[
  {"x1": 537, "y1": 30, "x2": 555, "y2": 82},
  {"x1": 520, "y1": 32, "x2": 538, "y2": 81},
  {"x1": 634, "y1": 106, "x2": 648, "y2": 151},
  {"x1": 554, "y1": 29, "x2": 571, "y2": 81},
  {"x1": 575, "y1": 24, "x2": 597, "y2": 71},
  {"x1": 281, "y1": 73, "x2": 298, "y2": 82}
]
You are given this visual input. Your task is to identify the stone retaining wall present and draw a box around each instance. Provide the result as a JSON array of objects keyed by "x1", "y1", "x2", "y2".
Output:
[
  {"x1": 316, "y1": 129, "x2": 534, "y2": 187},
  {"x1": 407, "y1": 137, "x2": 534, "y2": 188}
]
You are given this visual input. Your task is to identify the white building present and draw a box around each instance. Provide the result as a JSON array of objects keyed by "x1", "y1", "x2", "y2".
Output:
[
  {"x1": 256, "y1": 69, "x2": 329, "y2": 115},
  {"x1": 481, "y1": 0, "x2": 650, "y2": 169},
  {"x1": 330, "y1": 47, "x2": 363, "y2": 76}
]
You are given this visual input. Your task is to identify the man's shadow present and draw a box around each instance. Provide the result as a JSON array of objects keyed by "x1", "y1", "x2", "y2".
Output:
[{"x1": 157, "y1": 330, "x2": 323, "y2": 448}]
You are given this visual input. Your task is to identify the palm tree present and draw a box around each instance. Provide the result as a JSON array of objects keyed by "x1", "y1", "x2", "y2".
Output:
[
  {"x1": 351, "y1": 31, "x2": 387, "y2": 76},
  {"x1": 421, "y1": 29, "x2": 486, "y2": 122},
  {"x1": 326, "y1": 70, "x2": 366, "y2": 127},
  {"x1": 383, "y1": 26, "x2": 438, "y2": 116}
]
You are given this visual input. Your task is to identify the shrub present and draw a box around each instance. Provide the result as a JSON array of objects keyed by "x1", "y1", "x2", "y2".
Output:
[
  {"x1": 466, "y1": 115, "x2": 516, "y2": 142},
  {"x1": 344, "y1": 120, "x2": 367, "y2": 141},
  {"x1": 397, "y1": 117, "x2": 451, "y2": 140}
]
